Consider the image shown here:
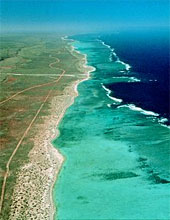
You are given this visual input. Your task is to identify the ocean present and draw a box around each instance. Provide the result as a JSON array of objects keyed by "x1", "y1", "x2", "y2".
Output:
[
  {"x1": 53, "y1": 30, "x2": 170, "y2": 219},
  {"x1": 100, "y1": 30, "x2": 170, "y2": 125}
]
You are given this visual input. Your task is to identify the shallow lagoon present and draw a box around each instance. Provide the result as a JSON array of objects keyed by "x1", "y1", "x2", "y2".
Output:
[{"x1": 53, "y1": 35, "x2": 170, "y2": 219}]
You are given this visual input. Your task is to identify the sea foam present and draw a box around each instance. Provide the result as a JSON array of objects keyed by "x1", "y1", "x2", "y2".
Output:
[
  {"x1": 112, "y1": 76, "x2": 141, "y2": 82},
  {"x1": 97, "y1": 39, "x2": 131, "y2": 71},
  {"x1": 101, "y1": 83, "x2": 123, "y2": 103},
  {"x1": 116, "y1": 59, "x2": 131, "y2": 71},
  {"x1": 158, "y1": 117, "x2": 168, "y2": 123},
  {"x1": 158, "y1": 117, "x2": 170, "y2": 129},
  {"x1": 67, "y1": 38, "x2": 96, "y2": 81},
  {"x1": 118, "y1": 104, "x2": 159, "y2": 117}
]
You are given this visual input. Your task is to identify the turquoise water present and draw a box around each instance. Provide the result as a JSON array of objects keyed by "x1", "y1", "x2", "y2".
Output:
[{"x1": 53, "y1": 35, "x2": 170, "y2": 219}]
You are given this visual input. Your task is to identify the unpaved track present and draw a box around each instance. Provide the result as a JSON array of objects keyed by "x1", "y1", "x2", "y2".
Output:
[
  {"x1": 0, "y1": 55, "x2": 66, "y2": 214},
  {"x1": 0, "y1": 55, "x2": 62, "y2": 105}
]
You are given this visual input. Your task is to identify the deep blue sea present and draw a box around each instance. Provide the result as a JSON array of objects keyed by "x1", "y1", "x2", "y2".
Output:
[{"x1": 100, "y1": 30, "x2": 170, "y2": 125}]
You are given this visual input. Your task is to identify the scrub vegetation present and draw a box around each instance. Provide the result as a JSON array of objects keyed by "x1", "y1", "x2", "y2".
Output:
[{"x1": 0, "y1": 33, "x2": 85, "y2": 219}]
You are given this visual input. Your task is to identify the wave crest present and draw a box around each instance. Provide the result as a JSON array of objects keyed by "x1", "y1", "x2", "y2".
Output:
[
  {"x1": 101, "y1": 84, "x2": 123, "y2": 103},
  {"x1": 97, "y1": 39, "x2": 131, "y2": 71},
  {"x1": 118, "y1": 104, "x2": 159, "y2": 117}
]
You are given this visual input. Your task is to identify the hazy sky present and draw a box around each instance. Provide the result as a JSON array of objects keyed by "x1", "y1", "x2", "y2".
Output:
[{"x1": 1, "y1": 0, "x2": 169, "y2": 33}]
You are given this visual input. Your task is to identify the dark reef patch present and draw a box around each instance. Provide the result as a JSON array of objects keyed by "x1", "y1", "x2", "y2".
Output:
[
  {"x1": 137, "y1": 157, "x2": 170, "y2": 184},
  {"x1": 94, "y1": 171, "x2": 139, "y2": 181},
  {"x1": 148, "y1": 172, "x2": 170, "y2": 184}
]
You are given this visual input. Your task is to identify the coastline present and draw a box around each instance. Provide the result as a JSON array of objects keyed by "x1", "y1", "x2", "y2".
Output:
[
  {"x1": 9, "y1": 39, "x2": 95, "y2": 219},
  {"x1": 50, "y1": 34, "x2": 170, "y2": 220},
  {"x1": 52, "y1": 43, "x2": 95, "y2": 219}
]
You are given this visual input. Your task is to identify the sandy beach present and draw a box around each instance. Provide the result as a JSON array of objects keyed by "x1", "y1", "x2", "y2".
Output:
[{"x1": 8, "y1": 42, "x2": 95, "y2": 219}]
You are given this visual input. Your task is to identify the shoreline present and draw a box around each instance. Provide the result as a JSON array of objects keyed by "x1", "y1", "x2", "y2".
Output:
[
  {"x1": 9, "y1": 38, "x2": 95, "y2": 219},
  {"x1": 47, "y1": 34, "x2": 170, "y2": 220},
  {"x1": 52, "y1": 42, "x2": 96, "y2": 219}
]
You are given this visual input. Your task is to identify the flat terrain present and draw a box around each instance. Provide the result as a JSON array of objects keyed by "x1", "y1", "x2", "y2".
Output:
[{"x1": 0, "y1": 33, "x2": 86, "y2": 219}]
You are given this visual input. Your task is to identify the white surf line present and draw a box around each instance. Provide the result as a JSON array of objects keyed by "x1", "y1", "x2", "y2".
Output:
[
  {"x1": 97, "y1": 38, "x2": 131, "y2": 71},
  {"x1": 61, "y1": 35, "x2": 68, "y2": 40},
  {"x1": 101, "y1": 83, "x2": 123, "y2": 103},
  {"x1": 116, "y1": 59, "x2": 131, "y2": 71},
  {"x1": 118, "y1": 104, "x2": 170, "y2": 129},
  {"x1": 61, "y1": 35, "x2": 74, "y2": 42},
  {"x1": 96, "y1": 39, "x2": 114, "y2": 62},
  {"x1": 112, "y1": 76, "x2": 141, "y2": 82},
  {"x1": 63, "y1": 37, "x2": 96, "y2": 79},
  {"x1": 118, "y1": 104, "x2": 159, "y2": 117}
]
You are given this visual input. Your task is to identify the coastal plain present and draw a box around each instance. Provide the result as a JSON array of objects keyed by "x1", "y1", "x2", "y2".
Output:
[{"x1": 0, "y1": 34, "x2": 89, "y2": 219}]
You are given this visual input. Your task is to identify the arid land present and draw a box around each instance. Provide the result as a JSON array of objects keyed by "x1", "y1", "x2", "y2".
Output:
[{"x1": 0, "y1": 34, "x2": 91, "y2": 219}]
